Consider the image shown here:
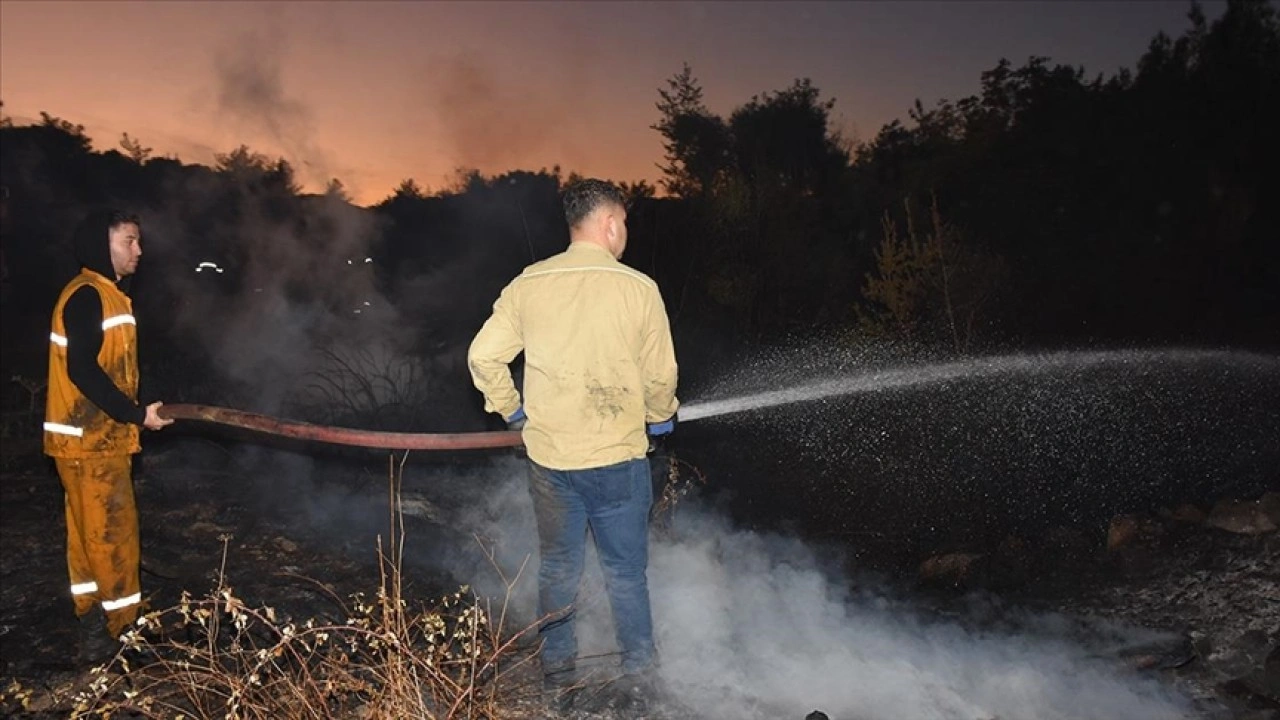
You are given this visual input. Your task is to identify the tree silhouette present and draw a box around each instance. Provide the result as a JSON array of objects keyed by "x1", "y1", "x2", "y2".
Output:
[
  {"x1": 728, "y1": 78, "x2": 848, "y2": 197},
  {"x1": 652, "y1": 64, "x2": 731, "y2": 198},
  {"x1": 324, "y1": 178, "x2": 351, "y2": 201},
  {"x1": 119, "y1": 133, "x2": 152, "y2": 165}
]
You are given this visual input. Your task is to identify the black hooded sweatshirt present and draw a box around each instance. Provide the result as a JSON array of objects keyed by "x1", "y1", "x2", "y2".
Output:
[{"x1": 62, "y1": 210, "x2": 147, "y2": 426}]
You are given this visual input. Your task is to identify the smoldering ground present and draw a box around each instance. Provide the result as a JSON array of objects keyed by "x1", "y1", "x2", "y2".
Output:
[
  {"x1": 140, "y1": 329, "x2": 1275, "y2": 719},
  {"x1": 236, "y1": 451, "x2": 1195, "y2": 720},
  {"x1": 646, "y1": 509, "x2": 1194, "y2": 720},
  {"x1": 415, "y1": 342, "x2": 1273, "y2": 718}
]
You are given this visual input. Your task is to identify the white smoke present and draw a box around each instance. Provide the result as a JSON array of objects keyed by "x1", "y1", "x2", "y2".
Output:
[
  {"x1": 443, "y1": 463, "x2": 1193, "y2": 719},
  {"x1": 647, "y1": 509, "x2": 1190, "y2": 719}
]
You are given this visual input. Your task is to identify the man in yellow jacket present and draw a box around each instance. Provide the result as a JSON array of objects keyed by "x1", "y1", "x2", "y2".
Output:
[
  {"x1": 469, "y1": 179, "x2": 679, "y2": 699},
  {"x1": 44, "y1": 209, "x2": 172, "y2": 663}
]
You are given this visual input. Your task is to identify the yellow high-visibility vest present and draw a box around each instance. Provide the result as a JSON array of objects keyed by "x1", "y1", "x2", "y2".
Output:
[{"x1": 44, "y1": 269, "x2": 141, "y2": 457}]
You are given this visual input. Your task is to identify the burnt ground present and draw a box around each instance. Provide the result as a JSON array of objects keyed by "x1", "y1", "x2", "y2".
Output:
[
  {"x1": 0, "y1": 440, "x2": 548, "y2": 718},
  {"x1": 930, "y1": 518, "x2": 1280, "y2": 720},
  {"x1": 1039, "y1": 527, "x2": 1280, "y2": 718},
  {"x1": 0, "y1": 435, "x2": 1277, "y2": 719}
]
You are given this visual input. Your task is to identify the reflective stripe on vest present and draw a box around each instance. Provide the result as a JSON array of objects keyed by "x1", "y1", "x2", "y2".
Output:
[
  {"x1": 48, "y1": 315, "x2": 135, "y2": 348},
  {"x1": 71, "y1": 581, "x2": 99, "y2": 595},
  {"x1": 44, "y1": 422, "x2": 84, "y2": 437},
  {"x1": 101, "y1": 592, "x2": 141, "y2": 611},
  {"x1": 101, "y1": 314, "x2": 136, "y2": 330}
]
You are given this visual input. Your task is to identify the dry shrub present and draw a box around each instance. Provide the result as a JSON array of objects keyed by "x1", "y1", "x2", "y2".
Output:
[
  {"x1": 651, "y1": 451, "x2": 706, "y2": 535},
  {"x1": 72, "y1": 453, "x2": 539, "y2": 720},
  {"x1": 288, "y1": 343, "x2": 441, "y2": 431}
]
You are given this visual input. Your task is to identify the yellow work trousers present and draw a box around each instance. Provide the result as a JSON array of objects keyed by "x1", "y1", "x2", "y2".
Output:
[{"x1": 55, "y1": 456, "x2": 142, "y2": 638}]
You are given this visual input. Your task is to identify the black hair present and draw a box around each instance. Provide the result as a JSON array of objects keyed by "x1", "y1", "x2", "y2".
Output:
[
  {"x1": 562, "y1": 178, "x2": 626, "y2": 229},
  {"x1": 106, "y1": 210, "x2": 141, "y2": 231}
]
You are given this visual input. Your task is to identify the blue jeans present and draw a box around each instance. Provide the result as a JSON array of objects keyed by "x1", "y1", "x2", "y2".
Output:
[{"x1": 527, "y1": 457, "x2": 655, "y2": 675}]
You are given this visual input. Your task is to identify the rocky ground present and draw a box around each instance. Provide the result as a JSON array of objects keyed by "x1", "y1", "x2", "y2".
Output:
[
  {"x1": 911, "y1": 498, "x2": 1280, "y2": 720},
  {"x1": 0, "y1": 438, "x2": 1276, "y2": 719},
  {"x1": 1041, "y1": 505, "x2": 1279, "y2": 719}
]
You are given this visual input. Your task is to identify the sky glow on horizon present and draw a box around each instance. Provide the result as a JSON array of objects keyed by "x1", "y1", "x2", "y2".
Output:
[{"x1": 0, "y1": 1, "x2": 1222, "y2": 205}]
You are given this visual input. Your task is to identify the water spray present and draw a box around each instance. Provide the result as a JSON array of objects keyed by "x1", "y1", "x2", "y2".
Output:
[{"x1": 159, "y1": 349, "x2": 1277, "y2": 449}]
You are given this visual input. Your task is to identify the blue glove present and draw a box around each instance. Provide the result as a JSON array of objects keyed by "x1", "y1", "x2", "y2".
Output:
[
  {"x1": 646, "y1": 415, "x2": 676, "y2": 455},
  {"x1": 647, "y1": 415, "x2": 676, "y2": 437},
  {"x1": 506, "y1": 407, "x2": 527, "y2": 430}
]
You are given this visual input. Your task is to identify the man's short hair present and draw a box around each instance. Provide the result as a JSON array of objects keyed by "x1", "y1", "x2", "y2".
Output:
[
  {"x1": 107, "y1": 210, "x2": 141, "y2": 231},
  {"x1": 562, "y1": 179, "x2": 626, "y2": 229}
]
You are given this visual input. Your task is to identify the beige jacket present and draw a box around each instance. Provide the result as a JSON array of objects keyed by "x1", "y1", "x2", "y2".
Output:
[{"x1": 468, "y1": 242, "x2": 679, "y2": 470}]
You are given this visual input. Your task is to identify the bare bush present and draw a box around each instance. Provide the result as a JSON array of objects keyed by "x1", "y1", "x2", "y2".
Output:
[
  {"x1": 287, "y1": 343, "x2": 441, "y2": 431},
  {"x1": 72, "y1": 454, "x2": 540, "y2": 720}
]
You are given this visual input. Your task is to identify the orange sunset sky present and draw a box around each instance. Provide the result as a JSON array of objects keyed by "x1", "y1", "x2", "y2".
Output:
[{"x1": 1, "y1": 1, "x2": 1221, "y2": 206}]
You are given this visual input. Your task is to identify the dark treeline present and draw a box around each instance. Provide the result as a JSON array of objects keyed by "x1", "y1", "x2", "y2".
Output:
[
  {"x1": 639, "y1": 0, "x2": 1279, "y2": 354},
  {"x1": 1, "y1": 0, "x2": 1277, "y2": 426}
]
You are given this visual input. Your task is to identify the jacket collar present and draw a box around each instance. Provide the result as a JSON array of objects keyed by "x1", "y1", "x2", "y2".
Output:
[{"x1": 567, "y1": 241, "x2": 615, "y2": 260}]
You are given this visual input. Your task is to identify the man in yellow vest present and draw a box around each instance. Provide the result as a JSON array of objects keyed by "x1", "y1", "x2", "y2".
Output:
[
  {"x1": 44, "y1": 209, "x2": 172, "y2": 664},
  {"x1": 469, "y1": 179, "x2": 679, "y2": 708}
]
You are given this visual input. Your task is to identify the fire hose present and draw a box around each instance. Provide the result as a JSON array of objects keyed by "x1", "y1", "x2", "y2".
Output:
[{"x1": 158, "y1": 403, "x2": 522, "y2": 451}]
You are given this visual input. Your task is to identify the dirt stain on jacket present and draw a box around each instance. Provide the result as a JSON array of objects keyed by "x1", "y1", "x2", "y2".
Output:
[{"x1": 586, "y1": 380, "x2": 629, "y2": 420}]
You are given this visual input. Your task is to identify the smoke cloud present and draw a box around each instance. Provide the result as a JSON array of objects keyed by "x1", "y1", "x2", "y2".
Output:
[
  {"x1": 646, "y1": 509, "x2": 1189, "y2": 719},
  {"x1": 419, "y1": 49, "x2": 589, "y2": 176},
  {"x1": 417, "y1": 463, "x2": 1194, "y2": 719},
  {"x1": 213, "y1": 27, "x2": 337, "y2": 191},
  {"x1": 139, "y1": 187, "x2": 391, "y2": 416}
]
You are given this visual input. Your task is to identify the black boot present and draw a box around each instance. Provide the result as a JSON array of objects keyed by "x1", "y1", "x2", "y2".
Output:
[{"x1": 77, "y1": 609, "x2": 121, "y2": 666}]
